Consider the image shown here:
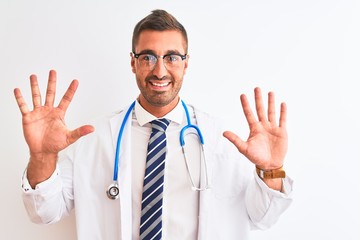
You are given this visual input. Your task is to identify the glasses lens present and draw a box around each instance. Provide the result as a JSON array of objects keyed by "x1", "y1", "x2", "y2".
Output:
[
  {"x1": 164, "y1": 55, "x2": 181, "y2": 67},
  {"x1": 137, "y1": 54, "x2": 157, "y2": 69}
]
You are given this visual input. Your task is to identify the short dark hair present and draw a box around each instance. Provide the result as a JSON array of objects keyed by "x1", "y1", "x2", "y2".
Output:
[{"x1": 132, "y1": 9, "x2": 188, "y2": 53}]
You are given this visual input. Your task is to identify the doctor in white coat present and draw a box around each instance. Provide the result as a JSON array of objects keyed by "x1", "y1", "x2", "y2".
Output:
[{"x1": 15, "y1": 9, "x2": 293, "y2": 240}]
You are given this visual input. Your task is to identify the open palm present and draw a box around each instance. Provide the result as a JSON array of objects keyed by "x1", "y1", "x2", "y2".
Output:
[
  {"x1": 14, "y1": 70, "x2": 94, "y2": 156},
  {"x1": 223, "y1": 87, "x2": 288, "y2": 170}
]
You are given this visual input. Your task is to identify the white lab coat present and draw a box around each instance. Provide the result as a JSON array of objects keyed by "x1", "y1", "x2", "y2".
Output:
[{"x1": 23, "y1": 103, "x2": 293, "y2": 240}]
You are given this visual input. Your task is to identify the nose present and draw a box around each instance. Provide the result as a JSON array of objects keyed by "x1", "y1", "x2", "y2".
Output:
[{"x1": 151, "y1": 57, "x2": 168, "y2": 78}]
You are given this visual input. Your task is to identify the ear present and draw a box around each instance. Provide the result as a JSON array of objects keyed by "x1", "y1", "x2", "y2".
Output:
[
  {"x1": 183, "y1": 54, "x2": 190, "y2": 74},
  {"x1": 130, "y1": 52, "x2": 136, "y2": 73}
]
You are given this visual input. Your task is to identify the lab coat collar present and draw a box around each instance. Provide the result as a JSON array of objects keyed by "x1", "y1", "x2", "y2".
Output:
[{"x1": 134, "y1": 98, "x2": 184, "y2": 126}]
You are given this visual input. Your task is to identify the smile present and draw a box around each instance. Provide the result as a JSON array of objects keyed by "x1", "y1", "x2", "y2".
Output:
[{"x1": 150, "y1": 82, "x2": 170, "y2": 87}]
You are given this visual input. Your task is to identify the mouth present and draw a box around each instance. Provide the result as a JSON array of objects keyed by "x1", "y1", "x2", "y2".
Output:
[
  {"x1": 149, "y1": 81, "x2": 171, "y2": 90},
  {"x1": 151, "y1": 82, "x2": 170, "y2": 87}
]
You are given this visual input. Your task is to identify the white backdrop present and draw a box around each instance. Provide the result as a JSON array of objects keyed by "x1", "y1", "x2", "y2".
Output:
[{"x1": 1, "y1": 0, "x2": 359, "y2": 239}]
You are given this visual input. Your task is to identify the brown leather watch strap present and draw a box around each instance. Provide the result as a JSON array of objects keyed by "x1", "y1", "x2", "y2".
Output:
[{"x1": 256, "y1": 166, "x2": 286, "y2": 179}]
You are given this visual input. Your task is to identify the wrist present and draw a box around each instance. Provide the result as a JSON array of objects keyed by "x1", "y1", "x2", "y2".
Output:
[
  {"x1": 29, "y1": 152, "x2": 58, "y2": 162},
  {"x1": 256, "y1": 165, "x2": 286, "y2": 179},
  {"x1": 27, "y1": 153, "x2": 58, "y2": 188}
]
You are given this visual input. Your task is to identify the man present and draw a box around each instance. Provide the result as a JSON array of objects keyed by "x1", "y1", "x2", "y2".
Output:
[{"x1": 14, "y1": 9, "x2": 293, "y2": 240}]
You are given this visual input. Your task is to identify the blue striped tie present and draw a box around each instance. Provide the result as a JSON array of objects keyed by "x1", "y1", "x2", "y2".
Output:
[{"x1": 140, "y1": 118, "x2": 170, "y2": 240}]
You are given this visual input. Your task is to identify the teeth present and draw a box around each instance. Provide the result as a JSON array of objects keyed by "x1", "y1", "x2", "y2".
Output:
[{"x1": 152, "y1": 82, "x2": 169, "y2": 87}]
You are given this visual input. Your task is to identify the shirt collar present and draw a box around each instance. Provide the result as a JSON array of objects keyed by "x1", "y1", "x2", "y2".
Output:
[{"x1": 134, "y1": 98, "x2": 184, "y2": 126}]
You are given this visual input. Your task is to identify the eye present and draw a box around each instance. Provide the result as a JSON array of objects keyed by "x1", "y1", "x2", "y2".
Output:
[
  {"x1": 140, "y1": 54, "x2": 156, "y2": 62},
  {"x1": 165, "y1": 55, "x2": 180, "y2": 62}
]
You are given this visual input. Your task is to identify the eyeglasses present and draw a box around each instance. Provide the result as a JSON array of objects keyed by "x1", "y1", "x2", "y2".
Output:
[{"x1": 133, "y1": 52, "x2": 187, "y2": 70}]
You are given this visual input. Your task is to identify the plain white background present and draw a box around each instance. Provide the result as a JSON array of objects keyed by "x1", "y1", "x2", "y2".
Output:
[{"x1": 1, "y1": 0, "x2": 359, "y2": 239}]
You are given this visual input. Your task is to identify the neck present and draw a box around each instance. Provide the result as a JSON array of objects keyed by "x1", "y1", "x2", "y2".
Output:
[{"x1": 138, "y1": 95, "x2": 179, "y2": 118}]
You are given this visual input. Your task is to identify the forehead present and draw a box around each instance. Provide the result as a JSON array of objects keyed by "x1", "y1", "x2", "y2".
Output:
[{"x1": 135, "y1": 30, "x2": 186, "y2": 54}]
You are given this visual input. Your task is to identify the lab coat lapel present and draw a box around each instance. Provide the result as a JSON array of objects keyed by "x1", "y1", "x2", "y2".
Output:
[
  {"x1": 194, "y1": 108, "x2": 217, "y2": 240},
  {"x1": 110, "y1": 106, "x2": 133, "y2": 239}
]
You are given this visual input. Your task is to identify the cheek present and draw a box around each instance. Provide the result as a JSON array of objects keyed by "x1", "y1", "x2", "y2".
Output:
[
  {"x1": 173, "y1": 70, "x2": 186, "y2": 82},
  {"x1": 135, "y1": 71, "x2": 149, "y2": 86}
]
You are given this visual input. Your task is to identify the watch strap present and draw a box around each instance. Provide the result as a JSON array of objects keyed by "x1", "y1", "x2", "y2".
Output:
[{"x1": 256, "y1": 166, "x2": 286, "y2": 179}]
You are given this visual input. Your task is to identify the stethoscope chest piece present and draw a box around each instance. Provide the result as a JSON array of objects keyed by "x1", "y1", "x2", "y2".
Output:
[{"x1": 107, "y1": 182, "x2": 120, "y2": 200}]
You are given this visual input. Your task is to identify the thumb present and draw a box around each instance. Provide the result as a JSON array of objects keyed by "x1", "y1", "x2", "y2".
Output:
[
  {"x1": 223, "y1": 131, "x2": 247, "y2": 154},
  {"x1": 68, "y1": 125, "x2": 95, "y2": 145}
]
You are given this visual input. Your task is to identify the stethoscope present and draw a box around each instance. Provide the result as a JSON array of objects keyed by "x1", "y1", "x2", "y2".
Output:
[{"x1": 106, "y1": 100, "x2": 210, "y2": 200}]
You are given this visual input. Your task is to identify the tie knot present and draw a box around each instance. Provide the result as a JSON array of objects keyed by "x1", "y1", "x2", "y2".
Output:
[{"x1": 150, "y1": 118, "x2": 170, "y2": 132}]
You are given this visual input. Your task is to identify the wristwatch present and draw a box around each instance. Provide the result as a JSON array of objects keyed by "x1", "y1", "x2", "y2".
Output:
[{"x1": 256, "y1": 166, "x2": 286, "y2": 179}]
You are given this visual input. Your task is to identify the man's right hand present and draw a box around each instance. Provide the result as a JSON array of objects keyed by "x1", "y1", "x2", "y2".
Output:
[{"x1": 14, "y1": 70, "x2": 94, "y2": 188}]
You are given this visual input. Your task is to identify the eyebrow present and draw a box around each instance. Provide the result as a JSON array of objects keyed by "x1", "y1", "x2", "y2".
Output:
[{"x1": 136, "y1": 49, "x2": 184, "y2": 55}]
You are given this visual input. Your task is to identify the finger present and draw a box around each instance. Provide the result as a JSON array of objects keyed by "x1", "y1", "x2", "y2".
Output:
[
  {"x1": 240, "y1": 93, "x2": 257, "y2": 125},
  {"x1": 279, "y1": 102, "x2": 287, "y2": 128},
  {"x1": 67, "y1": 125, "x2": 95, "y2": 145},
  {"x1": 223, "y1": 131, "x2": 247, "y2": 155},
  {"x1": 267, "y1": 91, "x2": 276, "y2": 124},
  {"x1": 254, "y1": 87, "x2": 267, "y2": 122},
  {"x1": 14, "y1": 88, "x2": 29, "y2": 115},
  {"x1": 30, "y1": 74, "x2": 42, "y2": 109},
  {"x1": 58, "y1": 80, "x2": 79, "y2": 112},
  {"x1": 44, "y1": 70, "x2": 57, "y2": 107}
]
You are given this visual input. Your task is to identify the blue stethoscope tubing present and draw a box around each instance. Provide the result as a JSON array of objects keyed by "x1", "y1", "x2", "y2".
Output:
[
  {"x1": 106, "y1": 100, "x2": 207, "y2": 199},
  {"x1": 112, "y1": 101, "x2": 136, "y2": 182},
  {"x1": 180, "y1": 100, "x2": 204, "y2": 146}
]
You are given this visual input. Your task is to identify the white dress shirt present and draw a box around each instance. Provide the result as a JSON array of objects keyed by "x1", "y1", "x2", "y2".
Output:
[{"x1": 131, "y1": 100, "x2": 201, "y2": 239}]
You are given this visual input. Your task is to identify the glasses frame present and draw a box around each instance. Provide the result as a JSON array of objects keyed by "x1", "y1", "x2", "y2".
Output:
[{"x1": 132, "y1": 52, "x2": 187, "y2": 70}]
